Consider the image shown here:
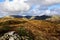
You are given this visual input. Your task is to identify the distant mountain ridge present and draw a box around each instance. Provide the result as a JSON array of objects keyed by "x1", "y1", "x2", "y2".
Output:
[{"x1": 10, "y1": 15, "x2": 51, "y2": 20}]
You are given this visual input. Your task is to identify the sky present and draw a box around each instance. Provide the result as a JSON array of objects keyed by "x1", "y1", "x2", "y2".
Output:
[{"x1": 0, "y1": 0, "x2": 60, "y2": 17}]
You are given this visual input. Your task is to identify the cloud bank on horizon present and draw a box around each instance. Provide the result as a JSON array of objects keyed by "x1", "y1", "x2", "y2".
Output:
[{"x1": 0, "y1": 0, "x2": 60, "y2": 17}]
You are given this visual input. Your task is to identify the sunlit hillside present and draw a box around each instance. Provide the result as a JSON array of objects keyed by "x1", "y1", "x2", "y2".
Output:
[{"x1": 0, "y1": 16, "x2": 60, "y2": 40}]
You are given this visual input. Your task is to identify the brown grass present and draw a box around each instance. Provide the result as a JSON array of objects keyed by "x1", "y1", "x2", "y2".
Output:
[{"x1": 0, "y1": 18, "x2": 60, "y2": 40}]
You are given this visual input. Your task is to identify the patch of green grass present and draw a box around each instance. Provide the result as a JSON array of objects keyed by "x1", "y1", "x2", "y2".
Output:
[
  {"x1": 0, "y1": 26, "x2": 12, "y2": 37},
  {"x1": 17, "y1": 27, "x2": 34, "y2": 40}
]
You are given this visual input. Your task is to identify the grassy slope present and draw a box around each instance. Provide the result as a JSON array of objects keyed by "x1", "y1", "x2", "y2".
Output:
[{"x1": 0, "y1": 18, "x2": 60, "y2": 40}]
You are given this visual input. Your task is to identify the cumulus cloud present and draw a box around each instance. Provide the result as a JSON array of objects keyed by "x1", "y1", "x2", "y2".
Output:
[
  {"x1": 0, "y1": 0, "x2": 60, "y2": 17},
  {"x1": 0, "y1": 0, "x2": 31, "y2": 17},
  {"x1": 23, "y1": 4, "x2": 60, "y2": 16},
  {"x1": 0, "y1": 0, "x2": 30, "y2": 12}
]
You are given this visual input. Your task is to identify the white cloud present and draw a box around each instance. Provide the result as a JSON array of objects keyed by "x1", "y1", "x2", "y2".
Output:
[
  {"x1": 0, "y1": 0, "x2": 31, "y2": 17},
  {"x1": 0, "y1": 0, "x2": 60, "y2": 17},
  {"x1": 1, "y1": 0, "x2": 30, "y2": 12},
  {"x1": 26, "y1": 4, "x2": 60, "y2": 16},
  {"x1": 28, "y1": 0, "x2": 60, "y2": 5},
  {"x1": 42, "y1": 0, "x2": 60, "y2": 5},
  {"x1": 44, "y1": 10, "x2": 60, "y2": 16}
]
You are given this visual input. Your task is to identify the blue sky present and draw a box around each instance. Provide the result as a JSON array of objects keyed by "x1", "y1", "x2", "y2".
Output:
[
  {"x1": 48, "y1": 4, "x2": 60, "y2": 10},
  {"x1": 0, "y1": 0, "x2": 60, "y2": 17},
  {"x1": 0, "y1": 0, "x2": 4, "y2": 2},
  {"x1": 0, "y1": 0, "x2": 13, "y2": 2}
]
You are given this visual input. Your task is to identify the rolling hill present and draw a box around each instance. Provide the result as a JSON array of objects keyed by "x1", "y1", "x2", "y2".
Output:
[{"x1": 0, "y1": 16, "x2": 60, "y2": 40}]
